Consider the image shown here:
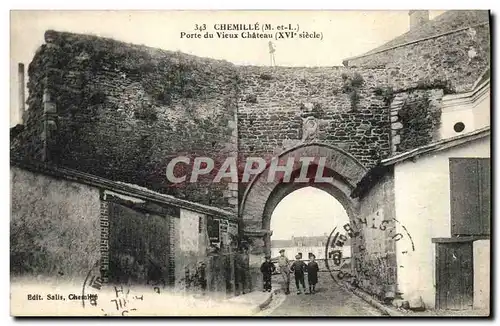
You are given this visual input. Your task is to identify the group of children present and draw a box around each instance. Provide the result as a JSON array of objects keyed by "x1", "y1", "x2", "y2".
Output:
[{"x1": 260, "y1": 249, "x2": 319, "y2": 295}]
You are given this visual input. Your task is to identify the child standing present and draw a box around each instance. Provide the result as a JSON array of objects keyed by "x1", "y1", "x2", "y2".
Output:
[
  {"x1": 290, "y1": 254, "x2": 307, "y2": 294},
  {"x1": 307, "y1": 254, "x2": 319, "y2": 294},
  {"x1": 260, "y1": 255, "x2": 276, "y2": 292}
]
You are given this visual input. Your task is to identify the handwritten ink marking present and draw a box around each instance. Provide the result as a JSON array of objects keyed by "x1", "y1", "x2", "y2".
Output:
[{"x1": 81, "y1": 260, "x2": 100, "y2": 308}]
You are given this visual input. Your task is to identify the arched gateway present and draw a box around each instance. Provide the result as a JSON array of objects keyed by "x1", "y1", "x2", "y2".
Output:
[{"x1": 239, "y1": 142, "x2": 367, "y2": 255}]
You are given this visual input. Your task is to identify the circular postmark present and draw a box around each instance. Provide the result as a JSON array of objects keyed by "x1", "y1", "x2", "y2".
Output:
[{"x1": 324, "y1": 217, "x2": 415, "y2": 292}]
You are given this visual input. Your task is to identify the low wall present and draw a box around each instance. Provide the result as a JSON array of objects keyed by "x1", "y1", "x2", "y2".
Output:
[
  {"x1": 394, "y1": 136, "x2": 490, "y2": 309},
  {"x1": 355, "y1": 172, "x2": 398, "y2": 301},
  {"x1": 10, "y1": 166, "x2": 101, "y2": 279},
  {"x1": 11, "y1": 164, "x2": 243, "y2": 299}
]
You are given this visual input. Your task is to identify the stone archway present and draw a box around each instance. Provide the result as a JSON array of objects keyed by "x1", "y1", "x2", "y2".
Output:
[{"x1": 239, "y1": 142, "x2": 367, "y2": 255}]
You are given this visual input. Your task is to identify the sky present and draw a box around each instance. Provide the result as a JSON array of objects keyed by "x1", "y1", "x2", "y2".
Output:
[
  {"x1": 270, "y1": 187, "x2": 349, "y2": 240},
  {"x1": 9, "y1": 10, "x2": 446, "y2": 126}
]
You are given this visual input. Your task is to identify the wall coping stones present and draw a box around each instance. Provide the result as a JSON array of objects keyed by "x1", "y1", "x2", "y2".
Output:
[
  {"x1": 441, "y1": 77, "x2": 490, "y2": 110},
  {"x1": 11, "y1": 158, "x2": 236, "y2": 220},
  {"x1": 351, "y1": 126, "x2": 490, "y2": 198},
  {"x1": 342, "y1": 21, "x2": 489, "y2": 65}
]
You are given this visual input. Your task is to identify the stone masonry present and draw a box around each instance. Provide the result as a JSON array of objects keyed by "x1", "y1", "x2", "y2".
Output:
[
  {"x1": 389, "y1": 89, "x2": 443, "y2": 154},
  {"x1": 14, "y1": 24, "x2": 489, "y2": 212},
  {"x1": 238, "y1": 66, "x2": 392, "y2": 168},
  {"x1": 11, "y1": 12, "x2": 491, "y2": 304},
  {"x1": 19, "y1": 30, "x2": 239, "y2": 212},
  {"x1": 345, "y1": 14, "x2": 490, "y2": 94}
]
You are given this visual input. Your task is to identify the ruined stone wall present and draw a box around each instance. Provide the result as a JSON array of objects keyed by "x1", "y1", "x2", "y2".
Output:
[
  {"x1": 17, "y1": 27, "x2": 489, "y2": 213},
  {"x1": 237, "y1": 66, "x2": 393, "y2": 200},
  {"x1": 23, "y1": 30, "x2": 239, "y2": 212},
  {"x1": 347, "y1": 21, "x2": 490, "y2": 156},
  {"x1": 348, "y1": 23, "x2": 490, "y2": 94},
  {"x1": 20, "y1": 31, "x2": 402, "y2": 213},
  {"x1": 11, "y1": 45, "x2": 48, "y2": 162},
  {"x1": 389, "y1": 89, "x2": 444, "y2": 154}
]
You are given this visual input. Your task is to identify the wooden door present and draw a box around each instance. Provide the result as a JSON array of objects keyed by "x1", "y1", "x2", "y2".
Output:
[
  {"x1": 436, "y1": 241, "x2": 473, "y2": 310},
  {"x1": 108, "y1": 201, "x2": 171, "y2": 287},
  {"x1": 449, "y1": 158, "x2": 491, "y2": 236}
]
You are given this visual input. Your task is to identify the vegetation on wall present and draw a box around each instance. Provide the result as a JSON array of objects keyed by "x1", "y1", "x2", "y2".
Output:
[
  {"x1": 397, "y1": 92, "x2": 441, "y2": 151},
  {"x1": 373, "y1": 86, "x2": 395, "y2": 106},
  {"x1": 391, "y1": 77, "x2": 455, "y2": 95},
  {"x1": 139, "y1": 61, "x2": 201, "y2": 105},
  {"x1": 134, "y1": 104, "x2": 159, "y2": 122},
  {"x1": 47, "y1": 31, "x2": 228, "y2": 109},
  {"x1": 414, "y1": 78, "x2": 455, "y2": 95},
  {"x1": 341, "y1": 72, "x2": 365, "y2": 110},
  {"x1": 25, "y1": 31, "x2": 238, "y2": 210},
  {"x1": 259, "y1": 73, "x2": 273, "y2": 80}
]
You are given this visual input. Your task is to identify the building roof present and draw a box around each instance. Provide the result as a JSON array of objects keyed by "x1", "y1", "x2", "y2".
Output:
[
  {"x1": 351, "y1": 126, "x2": 490, "y2": 198},
  {"x1": 271, "y1": 235, "x2": 351, "y2": 248},
  {"x1": 473, "y1": 68, "x2": 491, "y2": 90},
  {"x1": 381, "y1": 126, "x2": 490, "y2": 166},
  {"x1": 271, "y1": 239, "x2": 294, "y2": 248},
  {"x1": 343, "y1": 10, "x2": 490, "y2": 64},
  {"x1": 11, "y1": 158, "x2": 236, "y2": 219}
]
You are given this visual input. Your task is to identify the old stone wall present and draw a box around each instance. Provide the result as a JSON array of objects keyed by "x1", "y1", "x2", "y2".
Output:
[
  {"x1": 347, "y1": 20, "x2": 489, "y2": 156},
  {"x1": 11, "y1": 45, "x2": 48, "y2": 163},
  {"x1": 347, "y1": 23, "x2": 490, "y2": 94},
  {"x1": 19, "y1": 30, "x2": 405, "y2": 213},
  {"x1": 23, "y1": 30, "x2": 239, "y2": 212},
  {"x1": 16, "y1": 26, "x2": 490, "y2": 214},
  {"x1": 389, "y1": 89, "x2": 444, "y2": 154},
  {"x1": 237, "y1": 66, "x2": 393, "y2": 197}
]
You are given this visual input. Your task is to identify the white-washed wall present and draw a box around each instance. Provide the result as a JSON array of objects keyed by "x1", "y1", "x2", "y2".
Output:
[
  {"x1": 180, "y1": 209, "x2": 202, "y2": 254},
  {"x1": 394, "y1": 136, "x2": 490, "y2": 308},
  {"x1": 440, "y1": 82, "x2": 489, "y2": 140}
]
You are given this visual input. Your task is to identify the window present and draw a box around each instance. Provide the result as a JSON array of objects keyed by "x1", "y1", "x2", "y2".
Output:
[
  {"x1": 449, "y1": 158, "x2": 490, "y2": 236},
  {"x1": 198, "y1": 216, "x2": 203, "y2": 234},
  {"x1": 453, "y1": 122, "x2": 465, "y2": 133}
]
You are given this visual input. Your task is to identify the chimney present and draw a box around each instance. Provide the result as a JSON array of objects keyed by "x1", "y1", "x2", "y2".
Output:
[
  {"x1": 409, "y1": 10, "x2": 429, "y2": 31},
  {"x1": 18, "y1": 63, "x2": 25, "y2": 124}
]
